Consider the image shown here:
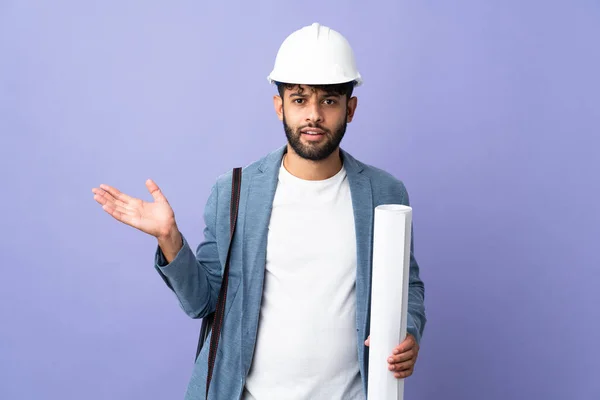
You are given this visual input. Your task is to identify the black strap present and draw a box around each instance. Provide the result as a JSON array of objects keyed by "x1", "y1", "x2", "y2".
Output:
[{"x1": 201, "y1": 167, "x2": 242, "y2": 398}]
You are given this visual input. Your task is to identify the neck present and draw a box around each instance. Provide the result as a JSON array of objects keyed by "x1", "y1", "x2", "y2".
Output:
[{"x1": 283, "y1": 145, "x2": 343, "y2": 181}]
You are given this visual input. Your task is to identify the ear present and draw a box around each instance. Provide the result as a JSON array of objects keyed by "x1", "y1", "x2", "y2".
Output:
[
  {"x1": 273, "y1": 95, "x2": 284, "y2": 121},
  {"x1": 346, "y1": 96, "x2": 358, "y2": 123}
]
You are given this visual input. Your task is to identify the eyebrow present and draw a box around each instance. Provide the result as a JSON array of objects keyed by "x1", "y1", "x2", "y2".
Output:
[{"x1": 289, "y1": 92, "x2": 341, "y2": 98}]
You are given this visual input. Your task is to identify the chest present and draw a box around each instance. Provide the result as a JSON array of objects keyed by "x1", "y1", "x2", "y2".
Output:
[{"x1": 266, "y1": 178, "x2": 357, "y2": 274}]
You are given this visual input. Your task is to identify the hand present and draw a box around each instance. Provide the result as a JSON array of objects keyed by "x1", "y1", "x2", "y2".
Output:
[
  {"x1": 364, "y1": 333, "x2": 419, "y2": 379},
  {"x1": 92, "y1": 179, "x2": 177, "y2": 239}
]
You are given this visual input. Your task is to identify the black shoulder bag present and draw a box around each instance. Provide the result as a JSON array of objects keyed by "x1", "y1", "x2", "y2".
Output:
[{"x1": 195, "y1": 167, "x2": 242, "y2": 398}]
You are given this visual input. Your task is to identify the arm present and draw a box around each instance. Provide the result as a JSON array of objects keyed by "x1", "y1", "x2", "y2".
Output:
[
  {"x1": 153, "y1": 183, "x2": 223, "y2": 319},
  {"x1": 407, "y1": 245, "x2": 426, "y2": 344},
  {"x1": 403, "y1": 186, "x2": 427, "y2": 344}
]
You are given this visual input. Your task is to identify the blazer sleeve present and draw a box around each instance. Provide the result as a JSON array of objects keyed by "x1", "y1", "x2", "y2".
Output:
[
  {"x1": 407, "y1": 234, "x2": 427, "y2": 344},
  {"x1": 403, "y1": 187, "x2": 427, "y2": 344},
  {"x1": 153, "y1": 182, "x2": 223, "y2": 319}
]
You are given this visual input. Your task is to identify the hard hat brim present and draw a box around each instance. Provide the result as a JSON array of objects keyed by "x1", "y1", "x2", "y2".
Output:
[{"x1": 267, "y1": 75, "x2": 363, "y2": 87}]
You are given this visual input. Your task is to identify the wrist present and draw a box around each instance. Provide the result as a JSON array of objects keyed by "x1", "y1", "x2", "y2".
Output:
[
  {"x1": 157, "y1": 221, "x2": 179, "y2": 242},
  {"x1": 157, "y1": 224, "x2": 183, "y2": 263}
]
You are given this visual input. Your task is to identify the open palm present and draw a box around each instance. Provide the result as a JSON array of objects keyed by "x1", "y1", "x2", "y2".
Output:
[{"x1": 92, "y1": 179, "x2": 175, "y2": 238}]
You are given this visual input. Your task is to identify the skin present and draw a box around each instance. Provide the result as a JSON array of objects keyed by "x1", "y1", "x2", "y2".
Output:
[
  {"x1": 91, "y1": 83, "x2": 419, "y2": 380},
  {"x1": 365, "y1": 334, "x2": 420, "y2": 379},
  {"x1": 273, "y1": 84, "x2": 357, "y2": 181}
]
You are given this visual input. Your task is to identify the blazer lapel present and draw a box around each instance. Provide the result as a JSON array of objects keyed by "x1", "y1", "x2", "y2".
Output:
[
  {"x1": 341, "y1": 149, "x2": 374, "y2": 341},
  {"x1": 240, "y1": 146, "x2": 285, "y2": 377}
]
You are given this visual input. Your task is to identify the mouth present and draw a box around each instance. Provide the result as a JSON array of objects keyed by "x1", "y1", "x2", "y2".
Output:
[{"x1": 300, "y1": 128, "x2": 326, "y2": 136}]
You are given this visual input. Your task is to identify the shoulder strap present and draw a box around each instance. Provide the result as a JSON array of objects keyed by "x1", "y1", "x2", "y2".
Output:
[{"x1": 205, "y1": 167, "x2": 242, "y2": 398}]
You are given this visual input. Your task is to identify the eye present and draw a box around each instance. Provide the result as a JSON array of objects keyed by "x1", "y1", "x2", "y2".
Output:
[
  {"x1": 293, "y1": 98, "x2": 305, "y2": 104},
  {"x1": 323, "y1": 99, "x2": 337, "y2": 105}
]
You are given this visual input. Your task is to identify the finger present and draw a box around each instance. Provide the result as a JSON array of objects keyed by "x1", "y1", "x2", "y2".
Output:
[
  {"x1": 364, "y1": 336, "x2": 370, "y2": 347},
  {"x1": 102, "y1": 202, "x2": 136, "y2": 217},
  {"x1": 93, "y1": 188, "x2": 127, "y2": 208},
  {"x1": 92, "y1": 189, "x2": 107, "y2": 205},
  {"x1": 393, "y1": 335, "x2": 416, "y2": 354},
  {"x1": 393, "y1": 368, "x2": 414, "y2": 379},
  {"x1": 99, "y1": 184, "x2": 134, "y2": 204},
  {"x1": 388, "y1": 350, "x2": 415, "y2": 364},
  {"x1": 100, "y1": 201, "x2": 132, "y2": 216},
  {"x1": 102, "y1": 203, "x2": 136, "y2": 226},
  {"x1": 388, "y1": 359, "x2": 414, "y2": 372},
  {"x1": 145, "y1": 179, "x2": 167, "y2": 202}
]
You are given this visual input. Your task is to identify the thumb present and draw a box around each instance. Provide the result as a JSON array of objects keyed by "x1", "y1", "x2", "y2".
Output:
[
  {"x1": 365, "y1": 336, "x2": 370, "y2": 347},
  {"x1": 145, "y1": 179, "x2": 167, "y2": 202}
]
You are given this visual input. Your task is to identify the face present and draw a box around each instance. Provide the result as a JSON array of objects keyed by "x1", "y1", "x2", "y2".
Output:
[{"x1": 274, "y1": 84, "x2": 357, "y2": 161}]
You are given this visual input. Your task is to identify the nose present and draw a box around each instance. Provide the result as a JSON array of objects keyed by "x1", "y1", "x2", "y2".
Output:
[{"x1": 306, "y1": 102, "x2": 323, "y2": 123}]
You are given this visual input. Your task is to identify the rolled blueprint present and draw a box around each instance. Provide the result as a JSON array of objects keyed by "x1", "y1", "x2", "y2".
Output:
[{"x1": 367, "y1": 204, "x2": 412, "y2": 400}]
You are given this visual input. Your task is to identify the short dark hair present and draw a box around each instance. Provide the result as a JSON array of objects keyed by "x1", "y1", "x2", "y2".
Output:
[{"x1": 276, "y1": 81, "x2": 355, "y2": 100}]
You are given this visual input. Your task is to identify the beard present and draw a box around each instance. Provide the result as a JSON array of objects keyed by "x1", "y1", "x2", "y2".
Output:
[{"x1": 283, "y1": 113, "x2": 347, "y2": 161}]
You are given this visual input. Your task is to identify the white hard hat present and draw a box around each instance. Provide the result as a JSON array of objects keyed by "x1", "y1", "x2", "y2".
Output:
[{"x1": 267, "y1": 22, "x2": 363, "y2": 87}]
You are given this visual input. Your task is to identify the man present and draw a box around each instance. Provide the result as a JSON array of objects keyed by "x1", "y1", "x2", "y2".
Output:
[{"x1": 92, "y1": 22, "x2": 426, "y2": 399}]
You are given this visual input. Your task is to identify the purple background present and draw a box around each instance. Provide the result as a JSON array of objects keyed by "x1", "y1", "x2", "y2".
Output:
[{"x1": 1, "y1": 1, "x2": 598, "y2": 399}]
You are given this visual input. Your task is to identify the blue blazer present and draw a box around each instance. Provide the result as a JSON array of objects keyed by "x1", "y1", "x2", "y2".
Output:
[{"x1": 155, "y1": 145, "x2": 426, "y2": 399}]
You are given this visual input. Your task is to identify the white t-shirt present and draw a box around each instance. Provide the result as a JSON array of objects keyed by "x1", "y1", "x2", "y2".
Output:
[{"x1": 242, "y1": 160, "x2": 363, "y2": 400}]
